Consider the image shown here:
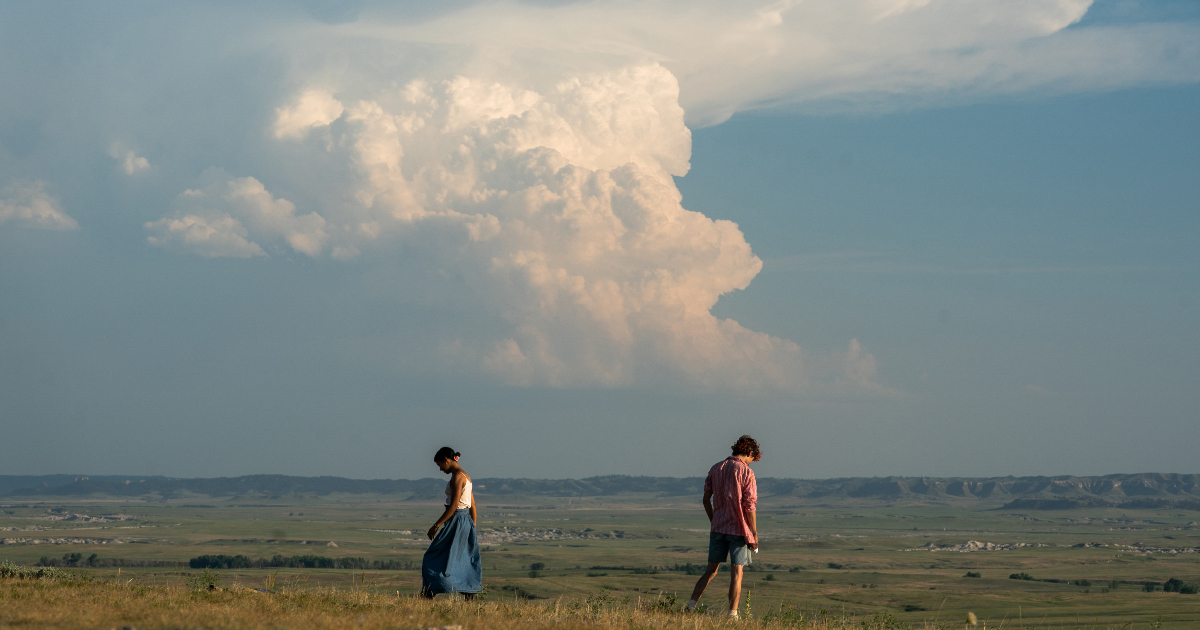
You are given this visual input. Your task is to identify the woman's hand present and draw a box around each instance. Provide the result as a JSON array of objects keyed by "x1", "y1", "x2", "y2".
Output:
[{"x1": 427, "y1": 524, "x2": 439, "y2": 540}]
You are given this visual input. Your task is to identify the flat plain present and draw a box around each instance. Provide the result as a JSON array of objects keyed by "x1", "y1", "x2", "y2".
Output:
[{"x1": 2, "y1": 489, "x2": 1198, "y2": 629}]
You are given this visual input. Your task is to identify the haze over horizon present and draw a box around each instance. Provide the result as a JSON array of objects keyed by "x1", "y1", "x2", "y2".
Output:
[{"x1": 2, "y1": 0, "x2": 1197, "y2": 481}]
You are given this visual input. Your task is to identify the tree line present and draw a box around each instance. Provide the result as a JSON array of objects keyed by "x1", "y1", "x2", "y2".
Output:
[
  {"x1": 36, "y1": 553, "x2": 174, "y2": 568},
  {"x1": 188, "y1": 554, "x2": 417, "y2": 570}
]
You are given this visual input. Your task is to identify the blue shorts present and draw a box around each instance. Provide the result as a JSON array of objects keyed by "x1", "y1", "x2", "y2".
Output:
[{"x1": 708, "y1": 531, "x2": 752, "y2": 566}]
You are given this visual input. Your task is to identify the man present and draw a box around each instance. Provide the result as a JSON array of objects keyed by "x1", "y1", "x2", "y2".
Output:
[{"x1": 686, "y1": 435, "x2": 760, "y2": 618}]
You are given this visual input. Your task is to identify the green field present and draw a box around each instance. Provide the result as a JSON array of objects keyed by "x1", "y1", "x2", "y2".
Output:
[{"x1": 2, "y1": 491, "x2": 1198, "y2": 628}]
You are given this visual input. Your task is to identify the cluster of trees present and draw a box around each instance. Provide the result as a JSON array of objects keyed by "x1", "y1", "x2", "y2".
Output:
[
  {"x1": 1160, "y1": 578, "x2": 1199, "y2": 594},
  {"x1": 39, "y1": 553, "x2": 97, "y2": 567},
  {"x1": 1008, "y1": 573, "x2": 1197, "y2": 594},
  {"x1": 35, "y1": 553, "x2": 172, "y2": 568},
  {"x1": 188, "y1": 554, "x2": 417, "y2": 570}
]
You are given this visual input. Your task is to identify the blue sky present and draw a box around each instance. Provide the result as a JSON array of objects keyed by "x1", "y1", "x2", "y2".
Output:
[{"x1": 1, "y1": 0, "x2": 1197, "y2": 480}]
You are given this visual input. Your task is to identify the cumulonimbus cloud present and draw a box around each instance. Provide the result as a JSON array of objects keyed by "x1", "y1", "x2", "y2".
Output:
[
  {"x1": 245, "y1": 65, "x2": 882, "y2": 391},
  {"x1": 0, "y1": 180, "x2": 78, "y2": 231},
  {"x1": 137, "y1": 0, "x2": 1199, "y2": 391}
]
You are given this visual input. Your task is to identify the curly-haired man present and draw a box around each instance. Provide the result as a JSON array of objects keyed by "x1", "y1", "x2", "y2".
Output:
[{"x1": 685, "y1": 435, "x2": 761, "y2": 618}]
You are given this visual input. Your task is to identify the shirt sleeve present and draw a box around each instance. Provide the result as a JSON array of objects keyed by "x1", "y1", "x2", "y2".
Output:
[{"x1": 741, "y1": 468, "x2": 757, "y2": 512}]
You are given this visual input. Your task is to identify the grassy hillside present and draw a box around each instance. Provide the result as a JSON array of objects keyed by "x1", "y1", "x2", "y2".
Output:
[{"x1": 2, "y1": 490, "x2": 1198, "y2": 627}]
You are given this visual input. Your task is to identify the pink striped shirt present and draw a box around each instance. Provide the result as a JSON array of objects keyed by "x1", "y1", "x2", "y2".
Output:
[{"x1": 705, "y1": 457, "x2": 757, "y2": 543}]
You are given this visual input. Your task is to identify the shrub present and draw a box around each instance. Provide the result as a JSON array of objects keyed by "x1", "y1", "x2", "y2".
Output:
[
  {"x1": 0, "y1": 560, "x2": 71, "y2": 581},
  {"x1": 1009, "y1": 572, "x2": 1034, "y2": 581},
  {"x1": 1143, "y1": 582, "x2": 1156, "y2": 592},
  {"x1": 1109, "y1": 579, "x2": 1120, "y2": 590},
  {"x1": 763, "y1": 573, "x2": 775, "y2": 581},
  {"x1": 1073, "y1": 579, "x2": 1092, "y2": 587},
  {"x1": 529, "y1": 562, "x2": 546, "y2": 571},
  {"x1": 964, "y1": 571, "x2": 981, "y2": 578},
  {"x1": 186, "y1": 568, "x2": 222, "y2": 592}
]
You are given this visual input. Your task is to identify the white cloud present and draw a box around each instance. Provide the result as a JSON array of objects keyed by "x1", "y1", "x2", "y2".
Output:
[
  {"x1": 274, "y1": 89, "x2": 345, "y2": 139},
  {"x1": 87, "y1": 0, "x2": 1199, "y2": 391},
  {"x1": 108, "y1": 143, "x2": 150, "y2": 175},
  {"x1": 146, "y1": 169, "x2": 327, "y2": 257},
  {"x1": 259, "y1": 64, "x2": 887, "y2": 392},
  {"x1": 342, "y1": 0, "x2": 1200, "y2": 125},
  {"x1": 145, "y1": 213, "x2": 265, "y2": 258},
  {"x1": 0, "y1": 180, "x2": 79, "y2": 230}
]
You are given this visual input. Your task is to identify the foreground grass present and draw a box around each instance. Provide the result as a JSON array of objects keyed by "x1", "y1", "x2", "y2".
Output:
[{"x1": 0, "y1": 571, "x2": 1179, "y2": 630}]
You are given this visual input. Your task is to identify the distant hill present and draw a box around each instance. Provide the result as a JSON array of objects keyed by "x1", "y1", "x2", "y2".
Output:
[
  {"x1": 0, "y1": 475, "x2": 168, "y2": 495},
  {"x1": 2, "y1": 473, "x2": 1198, "y2": 509}
]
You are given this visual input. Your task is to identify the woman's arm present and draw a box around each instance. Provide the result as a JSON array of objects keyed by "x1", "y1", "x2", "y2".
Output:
[
  {"x1": 469, "y1": 488, "x2": 477, "y2": 526},
  {"x1": 427, "y1": 474, "x2": 467, "y2": 539}
]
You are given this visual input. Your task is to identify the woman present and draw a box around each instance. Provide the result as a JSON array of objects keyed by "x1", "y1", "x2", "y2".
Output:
[{"x1": 420, "y1": 447, "x2": 482, "y2": 599}]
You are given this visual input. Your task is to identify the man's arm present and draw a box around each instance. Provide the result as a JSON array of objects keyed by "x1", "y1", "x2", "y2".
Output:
[
  {"x1": 744, "y1": 509, "x2": 758, "y2": 551},
  {"x1": 702, "y1": 489, "x2": 714, "y2": 522},
  {"x1": 742, "y1": 467, "x2": 758, "y2": 549}
]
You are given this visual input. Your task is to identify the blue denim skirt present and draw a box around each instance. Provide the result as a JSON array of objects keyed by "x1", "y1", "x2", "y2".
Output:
[{"x1": 421, "y1": 509, "x2": 482, "y2": 595}]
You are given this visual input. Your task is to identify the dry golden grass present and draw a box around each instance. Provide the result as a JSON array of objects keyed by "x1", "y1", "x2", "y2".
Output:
[{"x1": 0, "y1": 573, "x2": 978, "y2": 630}]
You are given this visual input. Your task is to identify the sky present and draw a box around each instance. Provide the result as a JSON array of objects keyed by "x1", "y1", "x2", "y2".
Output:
[{"x1": 1, "y1": 0, "x2": 1197, "y2": 481}]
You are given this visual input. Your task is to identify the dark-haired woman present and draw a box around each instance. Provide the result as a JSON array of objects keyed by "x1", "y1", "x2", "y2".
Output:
[{"x1": 420, "y1": 447, "x2": 482, "y2": 599}]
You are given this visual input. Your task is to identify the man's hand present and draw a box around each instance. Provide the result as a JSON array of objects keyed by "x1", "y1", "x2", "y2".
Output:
[{"x1": 749, "y1": 538, "x2": 759, "y2": 552}]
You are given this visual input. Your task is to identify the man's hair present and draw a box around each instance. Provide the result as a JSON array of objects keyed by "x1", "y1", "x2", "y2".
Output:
[{"x1": 731, "y1": 435, "x2": 761, "y2": 461}]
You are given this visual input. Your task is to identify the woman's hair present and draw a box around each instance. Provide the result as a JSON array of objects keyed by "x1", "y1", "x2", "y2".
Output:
[
  {"x1": 434, "y1": 446, "x2": 461, "y2": 463},
  {"x1": 731, "y1": 435, "x2": 761, "y2": 461}
]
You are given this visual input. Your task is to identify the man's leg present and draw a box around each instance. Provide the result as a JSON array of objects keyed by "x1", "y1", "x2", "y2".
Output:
[
  {"x1": 725, "y1": 535, "x2": 752, "y2": 616},
  {"x1": 689, "y1": 531, "x2": 730, "y2": 611},
  {"x1": 727, "y1": 564, "x2": 744, "y2": 613},
  {"x1": 688, "y1": 562, "x2": 721, "y2": 603}
]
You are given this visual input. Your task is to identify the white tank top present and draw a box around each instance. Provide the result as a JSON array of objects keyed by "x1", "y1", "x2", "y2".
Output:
[{"x1": 445, "y1": 478, "x2": 472, "y2": 510}]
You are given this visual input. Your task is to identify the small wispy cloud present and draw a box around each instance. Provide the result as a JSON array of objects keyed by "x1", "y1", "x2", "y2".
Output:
[
  {"x1": 0, "y1": 180, "x2": 79, "y2": 230},
  {"x1": 108, "y1": 143, "x2": 150, "y2": 175},
  {"x1": 274, "y1": 89, "x2": 344, "y2": 139},
  {"x1": 145, "y1": 168, "x2": 326, "y2": 258},
  {"x1": 1025, "y1": 384, "x2": 1055, "y2": 397}
]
